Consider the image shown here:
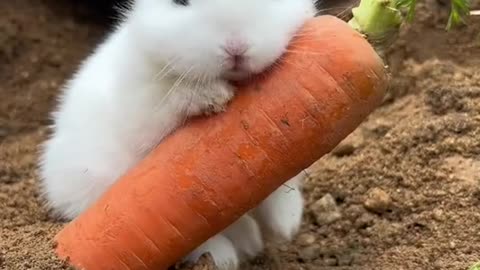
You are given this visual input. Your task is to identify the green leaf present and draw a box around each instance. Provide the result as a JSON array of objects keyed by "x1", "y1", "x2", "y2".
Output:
[
  {"x1": 392, "y1": 0, "x2": 470, "y2": 29},
  {"x1": 447, "y1": 0, "x2": 470, "y2": 30},
  {"x1": 395, "y1": 0, "x2": 418, "y2": 21}
]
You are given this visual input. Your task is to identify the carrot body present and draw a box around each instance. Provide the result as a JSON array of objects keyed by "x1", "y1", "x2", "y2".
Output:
[{"x1": 54, "y1": 15, "x2": 387, "y2": 270}]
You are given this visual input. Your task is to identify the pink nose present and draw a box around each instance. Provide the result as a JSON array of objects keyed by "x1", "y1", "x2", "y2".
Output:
[{"x1": 223, "y1": 39, "x2": 248, "y2": 57}]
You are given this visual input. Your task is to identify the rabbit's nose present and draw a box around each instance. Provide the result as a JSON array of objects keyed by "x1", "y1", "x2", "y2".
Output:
[
  {"x1": 223, "y1": 39, "x2": 249, "y2": 58},
  {"x1": 223, "y1": 39, "x2": 249, "y2": 70}
]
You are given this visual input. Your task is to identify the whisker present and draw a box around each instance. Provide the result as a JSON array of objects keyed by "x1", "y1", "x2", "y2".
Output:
[
  {"x1": 181, "y1": 74, "x2": 203, "y2": 126},
  {"x1": 290, "y1": 36, "x2": 318, "y2": 43},
  {"x1": 335, "y1": 1, "x2": 359, "y2": 19},
  {"x1": 153, "y1": 56, "x2": 179, "y2": 82},
  {"x1": 154, "y1": 66, "x2": 194, "y2": 112},
  {"x1": 287, "y1": 44, "x2": 322, "y2": 50},
  {"x1": 284, "y1": 49, "x2": 323, "y2": 56},
  {"x1": 316, "y1": 7, "x2": 346, "y2": 13},
  {"x1": 292, "y1": 31, "x2": 316, "y2": 38}
]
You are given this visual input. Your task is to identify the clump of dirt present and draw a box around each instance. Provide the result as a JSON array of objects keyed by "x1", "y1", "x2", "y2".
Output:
[{"x1": 1, "y1": 0, "x2": 480, "y2": 269}]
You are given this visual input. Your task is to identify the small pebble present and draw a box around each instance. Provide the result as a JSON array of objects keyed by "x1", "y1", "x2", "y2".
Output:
[
  {"x1": 432, "y1": 209, "x2": 444, "y2": 221},
  {"x1": 50, "y1": 80, "x2": 59, "y2": 88},
  {"x1": 453, "y1": 72, "x2": 464, "y2": 81},
  {"x1": 297, "y1": 233, "x2": 316, "y2": 246},
  {"x1": 324, "y1": 257, "x2": 337, "y2": 266},
  {"x1": 311, "y1": 193, "x2": 342, "y2": 225},
  {"x1": 364, "y1": 188, "x2": 392, "y2": 214},
  {"x1": 299, "y1": 244, "x2": 321, "y2": 261},
  {"x1": 433, "y1": 260, "x2": 443, "y2": 269},
  {"x1": 21, "y1": 71, "x2": 30, "y2": 79},
  {"x1": 449, "y1": 241, "x2": 456, "y2": 249},
  {"x1": 332, "y1": 143, "x2": 355, "y2": 157}
]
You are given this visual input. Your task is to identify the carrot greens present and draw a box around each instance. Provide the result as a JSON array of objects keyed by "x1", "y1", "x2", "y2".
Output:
[{"x1": 348, "y1": 0, "x2": 471, "y2": 52}]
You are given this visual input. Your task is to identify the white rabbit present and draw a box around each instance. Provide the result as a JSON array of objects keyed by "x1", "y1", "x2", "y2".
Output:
[{"x1": 39, "y1": 0, "x2": 316, "y2": 269}]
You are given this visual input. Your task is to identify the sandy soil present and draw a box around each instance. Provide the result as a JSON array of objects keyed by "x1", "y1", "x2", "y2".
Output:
[{"x1": 1, "y1": 0, "x2": 480, "y2": 269}]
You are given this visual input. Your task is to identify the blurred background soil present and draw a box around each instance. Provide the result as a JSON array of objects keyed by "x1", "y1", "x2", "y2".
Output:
[{"x1": 1, "y1": 0, "x2": 479, "y2": 269}]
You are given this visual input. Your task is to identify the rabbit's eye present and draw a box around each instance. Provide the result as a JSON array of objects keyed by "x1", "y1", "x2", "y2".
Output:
[{"x1": 173, "y1": 0, "x2": 189, "y2": 6}]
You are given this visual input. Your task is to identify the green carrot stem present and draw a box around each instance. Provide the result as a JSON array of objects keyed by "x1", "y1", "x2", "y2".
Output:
[{"x1": 348, "y1": 0, "x2": 403, "y2": 54}]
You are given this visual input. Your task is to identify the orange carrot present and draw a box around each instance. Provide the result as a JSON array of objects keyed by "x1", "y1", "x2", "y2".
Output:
[{"x1": 54, "y1": 15, "x2": 388, "y2": 270}]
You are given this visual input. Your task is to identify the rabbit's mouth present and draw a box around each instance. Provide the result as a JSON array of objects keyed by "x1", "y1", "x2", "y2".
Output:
[{"x1": 221, "y1": 69, "x2": 251, "y2": 81}]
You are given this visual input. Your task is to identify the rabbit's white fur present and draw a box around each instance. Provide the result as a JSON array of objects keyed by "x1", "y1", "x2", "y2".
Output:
[{"x1": 39, "y1": 0, "x2": 315, "y2": 268}]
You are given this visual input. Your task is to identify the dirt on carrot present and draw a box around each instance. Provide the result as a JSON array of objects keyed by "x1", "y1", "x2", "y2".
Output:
[{"x1": 1, "y1": 0, "x2": 479, "y2": 270}]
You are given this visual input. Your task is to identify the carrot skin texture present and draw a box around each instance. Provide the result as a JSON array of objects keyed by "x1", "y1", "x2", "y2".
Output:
[{"x1": 54, "y1": 15, "x2": 388, "y2": 270}]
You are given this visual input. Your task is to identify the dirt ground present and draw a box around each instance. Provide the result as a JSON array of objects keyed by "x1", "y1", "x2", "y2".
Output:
[{"x1": 1, "y1": 0, "x2": 480, "y2": 269}]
